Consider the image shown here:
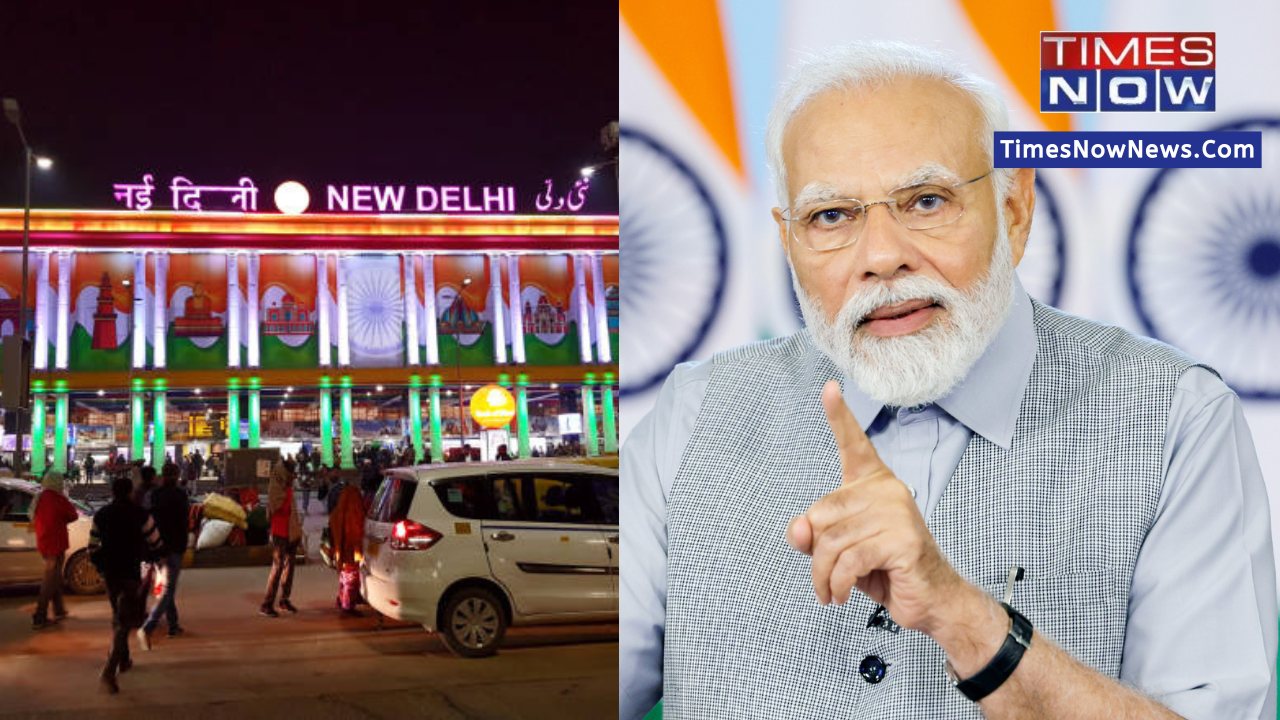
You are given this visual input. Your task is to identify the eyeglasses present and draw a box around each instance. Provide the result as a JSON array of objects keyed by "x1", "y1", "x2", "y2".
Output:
[{"x1": 781, "y1": 171, "x2": 992, "y2": 252}]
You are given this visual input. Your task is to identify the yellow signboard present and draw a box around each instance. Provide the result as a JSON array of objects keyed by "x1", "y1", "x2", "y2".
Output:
[
  {"x1": 469, "y1": 384, "x2": 516, "y2": 429},
  {"x1": 188, "y1": 416, "x2": 214, "y2": 438}
]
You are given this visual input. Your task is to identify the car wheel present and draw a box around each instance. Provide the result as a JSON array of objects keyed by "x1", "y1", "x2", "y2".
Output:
[
  {"x1": 64, "y1": 550, "x2": 105, "y2": 595},
  {"x1": 439, "y1": 587, "x2": 506, "y2": 658}
]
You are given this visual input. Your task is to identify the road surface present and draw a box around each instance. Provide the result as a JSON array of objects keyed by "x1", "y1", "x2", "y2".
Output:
[{"x1": 0, "y1": 494, "x2": 619, "y2": 719}]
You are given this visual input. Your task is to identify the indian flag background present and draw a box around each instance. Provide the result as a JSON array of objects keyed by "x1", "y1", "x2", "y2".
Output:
[
  {"x1": 621, "y1": 1, "x2": 1280, "y2": 713},
  {"x1": 0, "y1": 252, "x2": 55, "y2": 362},
  {"x1": 433, "y1": 255, "x2": 495, "y2": 368},
  {"x1": 258, "y1": 253, "x2": 318, "y2": 369},
  {"x1": 69, "y1": 252, "x2": 133, "y2": 372}
]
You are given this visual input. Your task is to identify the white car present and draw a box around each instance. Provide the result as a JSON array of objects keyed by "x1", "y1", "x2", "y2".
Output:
[
  {"x1": 0, "y1": 478, "x2": 105, "y2": 594},
  {"x1": 360, "y1": 460, "x2": 619, "y2": 657}
]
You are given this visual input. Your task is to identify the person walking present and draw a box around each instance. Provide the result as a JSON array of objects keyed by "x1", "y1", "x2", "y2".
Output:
[
  {"x1": 181, "y1": 455, "x2": 198, "y2": 494},
  {"x1": 296, "y1": 454, "x2": 313, "y2": 516},
  {"x1": 261, "y1": 461, "x2": 302, "y2": 617},
  {"x1": 137, "y1": 463, "x2": 188, "y2": 647},
  {"x1": 131, "y1": 466, "x2": 157, "y2": 509},
  {"x1": 82, "y1": 455, "x2": 95, "y2": 484},
  {"x1": 191, "y1": 450, "x2": 204, "y2": 481},
  {"x1": 31, "y1": 471, "x2": 79, "y2": 630},
  {"x1": 88, "y1": 475, "x2": 164, "y2": 694},
  {"x1": 329, "y1": 482, "x2": 365, "y2": 615}
]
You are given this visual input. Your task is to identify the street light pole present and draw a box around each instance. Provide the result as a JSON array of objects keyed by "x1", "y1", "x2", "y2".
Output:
[{"x1": 4, "y1": 98, "x2": 33, "y2": 476}]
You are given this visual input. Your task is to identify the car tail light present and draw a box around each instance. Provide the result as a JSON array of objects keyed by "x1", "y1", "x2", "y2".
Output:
[{"x1": 390, "y1": 520, "x2": 441, "y2": 551}]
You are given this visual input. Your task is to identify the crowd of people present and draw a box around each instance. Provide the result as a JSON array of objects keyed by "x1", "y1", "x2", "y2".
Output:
[{"x1": 24, "y1": 455, "x2": 369, "y2": 695}]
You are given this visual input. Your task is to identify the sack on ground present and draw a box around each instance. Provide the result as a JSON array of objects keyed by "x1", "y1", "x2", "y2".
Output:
[
  {"x1": 196, "y1": 518, "x2": 234, "y2": 550},
  {"x1": 202, "y1": 492, "x2": 248, "y2": 529}
]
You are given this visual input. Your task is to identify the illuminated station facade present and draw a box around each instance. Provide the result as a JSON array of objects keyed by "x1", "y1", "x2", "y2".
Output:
[{"x1": 0, "y1": 173, "x2": 619, "y2": 475}]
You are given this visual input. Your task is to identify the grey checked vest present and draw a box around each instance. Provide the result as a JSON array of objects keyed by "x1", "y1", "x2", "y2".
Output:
[{"x1": 664, "y1": 300, "x2": 1211, "y2": 719}]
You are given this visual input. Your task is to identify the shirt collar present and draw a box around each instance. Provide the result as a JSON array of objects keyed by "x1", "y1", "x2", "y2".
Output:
[{"x1": 840, "y1": 274, "x2": 1036, "y2": 449}]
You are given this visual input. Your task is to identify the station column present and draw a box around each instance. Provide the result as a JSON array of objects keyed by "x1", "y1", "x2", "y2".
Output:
[
  {"x1": 319, "y1": 378, "x2": 334, "y2": 468},
  {"x1": 130, "y1": 379, "x2": 146, "y2": 461},
  {"x1": 601, "y1": 372, "x2": 617, "y2": 454},
  {"x1": 227, "y1": 379, "x2": 241, "y2": 450},
  {"x1": 581, "y1": 373, "x2": 599, "y2": 458},
  {"x1": 52, "y1": 382, "x2": 69, "y2": 474},
  {"x1": 515, "y1": 373, "x2": 531, "y2": 459},
  {"x1": 428, "y1": 375, "x2": 444, "y2": 463},
  {"x1": 408, "y1": 377, "x2": 424, "y2": 464},
  {"x1": 248, "y1": 377, "x2": 261, "y2": 449},
  {"x1": 339, "y1": 377, "x2": 354, "y2": 469},
  {"x1": 152, "y1": 380, "x2": 167, "y2": 466},
  {"x1": 31, "y1": 385, "x2": 47, "y2": 476}
]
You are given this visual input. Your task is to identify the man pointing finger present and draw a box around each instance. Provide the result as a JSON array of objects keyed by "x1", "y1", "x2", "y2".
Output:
[{"x1": 621, "y1": 41, "x2": 1276, "y2": 720}]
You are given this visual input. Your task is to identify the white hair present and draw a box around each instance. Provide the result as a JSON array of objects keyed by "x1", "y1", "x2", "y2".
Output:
[
  {"x1": 795, "y1": 213, "x2": 1016, "y2": 407},
  {"x1": 766, "y1": 41, "x2": 1014, "y2": 210}
]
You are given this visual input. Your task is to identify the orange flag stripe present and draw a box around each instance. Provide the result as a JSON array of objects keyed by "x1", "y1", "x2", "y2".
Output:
[
  {"x1": 957, "y1": 0, "x2": 1072, "y2": 133},
  {"x1": 620, "y1": 2, "x2": 744, "y2": 176}
]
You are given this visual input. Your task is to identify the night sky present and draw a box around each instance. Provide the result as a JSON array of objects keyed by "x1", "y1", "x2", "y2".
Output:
[{"x1": 0, "y1": 3, "x2": 618, "y2": 215}]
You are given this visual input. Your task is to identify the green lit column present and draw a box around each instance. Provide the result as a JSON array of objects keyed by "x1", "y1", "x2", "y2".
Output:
[
  {"x1": 131, "y1": 379, "x2": 146, "y2": 461},
  {"x1": 515, "y1": 373, "x2": 531, "y2": 459},
  {"x1": 602, "y1": 372, "x2": 617, "y2": 454},
  {"x1": 339, "y1": 377, "x2": 354, "y2": 470},
  {"x1": 152, "y1": 380, "x2": 167, "y2": 466},
  {"x1": 52, "y1": 383, "x2": 69, "y2": 474},
  {"x1": 227, "y1": 379, "x2": 240, "y2": 450},
  {"x1": 581, "y1": 373, "x2": 599, "y2": 457},
  {"x1": 428, "y1": 375, "x2": 444, "y2": 463},
  {"x1": 319, "y1": 378, "x2": 334, "y2": 468},
  {"x1": 248, "y1": 377, "x2": 261, "y2": 449},
  {"x1": 408, "y1": 376, "x2": 424, "y2": 463},
  {"x1": 31, "y1": 390, "x2": 47, "y2": 477}
]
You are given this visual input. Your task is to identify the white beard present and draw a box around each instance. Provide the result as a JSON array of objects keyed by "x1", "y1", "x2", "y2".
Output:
[{"x1": 794, "y1": 224, "x2": 1016, "y2": 408}]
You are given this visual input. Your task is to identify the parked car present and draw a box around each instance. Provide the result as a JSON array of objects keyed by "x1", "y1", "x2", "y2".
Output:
[
  {"x1": 0, "y1": 478, "x2": 105, "y2": 594},
  {"x1": 360, "y1": 460, "x2": 618, "y2": 657}
]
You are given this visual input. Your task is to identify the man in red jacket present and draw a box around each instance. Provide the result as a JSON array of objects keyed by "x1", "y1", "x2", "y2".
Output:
[
  {"x1": 261, "y1": 461, "x2": 302, "y2": 617},
  {"x1": 32, "y1": 471, "x2": 80, "y2": 630}
]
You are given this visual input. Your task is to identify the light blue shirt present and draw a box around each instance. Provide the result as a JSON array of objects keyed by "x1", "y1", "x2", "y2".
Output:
[{"x1": 620, "y1": 280, "x2": 1278, "y2": 720}]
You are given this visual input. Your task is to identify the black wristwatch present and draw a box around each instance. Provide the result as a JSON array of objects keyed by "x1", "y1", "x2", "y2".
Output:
[{"x1": 943, "y1": 602, "x2": 1033, "y2": 702}]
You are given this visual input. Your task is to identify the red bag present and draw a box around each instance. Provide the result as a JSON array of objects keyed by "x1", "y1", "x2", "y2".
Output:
[
  {"x1": 227, "y1": 528, "x2": 247, "y2": 547},
  {"x1": 338, "y1": 565, "x2": 361, "y2": 611},
  {"x1": 188, "y1": 504, "x2": 203, "y2": 533}
]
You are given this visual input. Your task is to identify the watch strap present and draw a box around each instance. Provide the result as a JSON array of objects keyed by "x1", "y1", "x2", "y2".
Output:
[{"x1": 953, "y1": 602, "x2": 1033, "y2": 702}]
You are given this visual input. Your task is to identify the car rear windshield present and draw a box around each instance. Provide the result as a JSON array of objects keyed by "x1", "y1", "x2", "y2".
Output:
[{"x1": 370, "y1": 476, "x2": 418, "y2": 522}]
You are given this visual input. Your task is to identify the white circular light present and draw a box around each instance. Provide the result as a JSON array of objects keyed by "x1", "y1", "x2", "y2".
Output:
[
  {"x1": 274, "y1": 181, "x2": 310, "y2": 215},
  {"x1": 376, "y1": 385, "x2": 384, "y2": 392},
  {"x1": 96, "y1": 389, "x2": 105, "y2": 397},
  {"x1": 35, "y1": 156, "x2": 53, "y2": 170}
]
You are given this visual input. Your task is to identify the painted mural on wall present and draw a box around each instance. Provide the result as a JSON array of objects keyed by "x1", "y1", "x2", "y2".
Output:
[
  {"x1": 166, "y1": 253, "x2": 228, "y2": 370},
  {"x1": 69, "y1": 253, "x2": 132, "y2": 371},
  {"x1": 434, "y1": 255, "x2": 493, "y2": 367},
  {"x1": 516, "y1": 255, "x2": 580, "y2": 365},
  {"x1": 345, "y1": 255, "x2": 404, "y2": 367},
  {"x1": 259, "y1": 254, "x2": 318, "y2": 369},
  {"x1": 0, "y1": 253, "x2": 51, "y2": 352}
]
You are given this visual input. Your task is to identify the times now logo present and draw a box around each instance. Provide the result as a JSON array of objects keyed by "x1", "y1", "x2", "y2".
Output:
[{"x1": 1041, "y1": 32, "x2": 1215, "y2": 112}]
